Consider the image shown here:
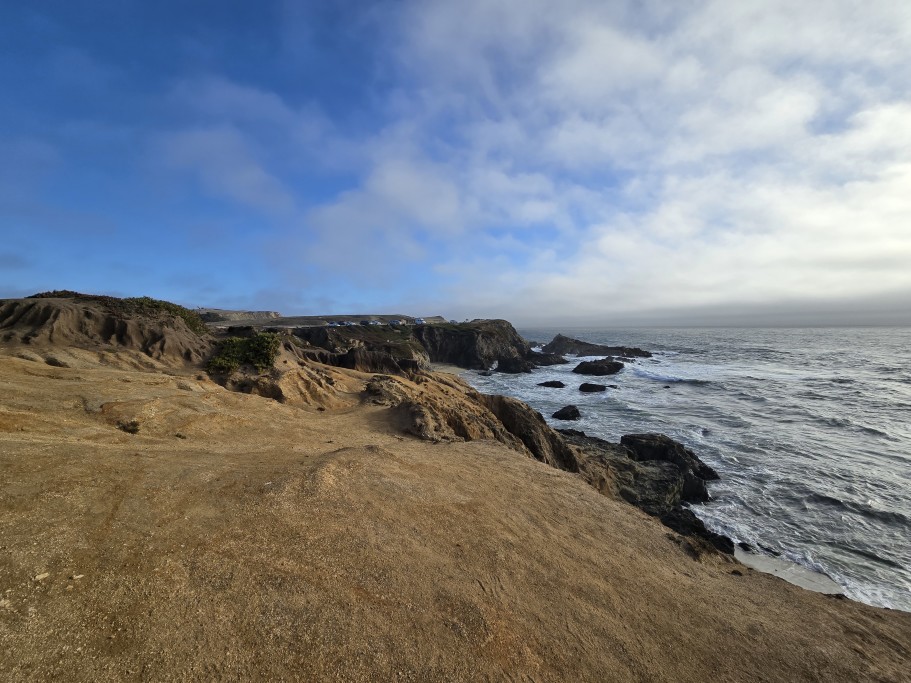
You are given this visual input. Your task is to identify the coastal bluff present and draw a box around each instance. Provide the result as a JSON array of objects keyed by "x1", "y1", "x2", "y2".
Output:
[{"x1": 1, "y1": 293, "x2": 909, "y2": 682}]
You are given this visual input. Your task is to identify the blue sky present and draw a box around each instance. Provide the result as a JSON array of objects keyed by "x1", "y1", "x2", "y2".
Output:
[{"x1": 2, "y1": 1, "x2": 910, "y2": 325}]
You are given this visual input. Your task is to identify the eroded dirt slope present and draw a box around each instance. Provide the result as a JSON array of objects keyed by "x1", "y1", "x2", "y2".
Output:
[{"x1": 0, "y1": 353, "x2": 909, "y2": 682}]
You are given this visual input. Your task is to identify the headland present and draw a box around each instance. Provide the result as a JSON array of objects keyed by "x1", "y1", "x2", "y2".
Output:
[{"x1": 0, "y1": 293, "x2": 908, "y2": 681}]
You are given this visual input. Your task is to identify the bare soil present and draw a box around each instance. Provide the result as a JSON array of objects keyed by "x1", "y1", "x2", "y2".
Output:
[{"x1": 0, "y1": 348, "x2": 909, "y2": 681}]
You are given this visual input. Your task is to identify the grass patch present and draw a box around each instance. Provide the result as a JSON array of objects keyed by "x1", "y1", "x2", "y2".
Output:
[{"x1": 206, "y1": 332, "x2": 282, "y2": 374}]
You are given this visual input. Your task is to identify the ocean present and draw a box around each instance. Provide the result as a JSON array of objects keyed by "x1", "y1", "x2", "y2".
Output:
[{"x1": 463, "y1": 327, "x2": 911, "y2": 612}]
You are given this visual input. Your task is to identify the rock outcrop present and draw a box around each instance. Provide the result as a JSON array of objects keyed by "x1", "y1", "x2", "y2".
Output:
[
  {"x1": 412, "y1": 320, "x2": 531, "y2": 370},
  {"x1": 198, "y1": 309, "x2": 282, "y2": 323},
  {"x1": 552, "y1": 405, "x2": 581, "y2": 420},
  {"x1": 620, "y1": 433, "x2": 720, "y2": 504},
  {"x1": 542, "y1": 334, "x2": 652, "y2": 358},
  {"x1": 364, "y1": 373, "x2": 579, "y2": 474},
  {"x1": 496, "y1": 355, "x2": 535, "y2": 374},
  {"x1": 559, "y1": 429, "x2": 731, "y2": 553},
  {"x1": 480, "y1": 394, "x2": 579, "y2": 472},
  {"x1": 573, "y1": 359, "x2": 625, "y2": 376},
  {"x1": 527, "y1": 352, "x2": 569, "y2": 366},
  {"x1": 292, "y1": 325, "x2": 430, "y2": 375},
  {"x1": 0, "y1": 295, "x2": 212, "y2": 366},
  {"x1": 538, "y1": 380, "x2": 566, "y2": 388}
]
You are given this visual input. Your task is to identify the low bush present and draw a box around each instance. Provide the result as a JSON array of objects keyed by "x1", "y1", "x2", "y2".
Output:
[{"x1": 206, "y1": 332, "x2": 281, "y2": 374}]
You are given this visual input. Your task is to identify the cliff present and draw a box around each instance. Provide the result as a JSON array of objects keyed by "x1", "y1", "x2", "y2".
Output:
[
  {"x1": 412, "y1": 319, "x2": 531, "y2": 369},
  {"x1": 0, "y1": 294, "x2": 212, "y2": 366},
  {"x1": 1, "y1": 336, "x2": 909, "y2": 681}
]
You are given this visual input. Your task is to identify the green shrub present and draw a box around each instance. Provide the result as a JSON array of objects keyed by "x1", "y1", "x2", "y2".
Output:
[
  {"x1": 206, "y1": 332, "x2": 281, "y2": 374},
  {"x1": 117, "y1": 419, "x2": 140, "y2": 434},
  {"x1": 120, "y1": 296, "x2": 209, "y2": 336}
]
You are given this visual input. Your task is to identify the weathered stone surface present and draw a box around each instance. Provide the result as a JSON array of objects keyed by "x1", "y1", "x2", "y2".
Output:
[
  {"x1": 620, "y1": 433, "x2": 720, "y2": 481},
  {"x1": 527, "y1": 352, "x2": 569, "y2": 366},
  {"x1": 558, "y1": 429, "x2": 730, "y2": 553},
  {"x1": 573, "y1": 359, "x2": 624, "y2": 376},
  {"x1": 0, "y1": 296, "x2": 212, "y2": 366},
  {"x1": 552, "y1": 405, "x2": 581, "y2": 420},
  {"x1": 542, "y1": 334, "x2": 652, "y2": 358},
  {"x1": 413, "y1": 320, "x2": 530, "y2": 370},
  {"x1": 364, "y1": 374, "x2": 580, "y2": 474},
  {"x1": 620, "y1": 433, "x2": 719, "y2": 505},
  {"x1": 480, "y1": 394, "x2": 580, "y2": 473},
  {"x1": 496, "y1": 355, "x2": 535, "y2": 374}
]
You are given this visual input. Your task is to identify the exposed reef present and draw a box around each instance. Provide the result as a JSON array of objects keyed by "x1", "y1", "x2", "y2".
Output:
[
  {"x1": 572, "y1": 358, "x2": 625, "y2": 376},
  {"x1": 542, "y1": 333, "x2": 652, "y2": 358}
]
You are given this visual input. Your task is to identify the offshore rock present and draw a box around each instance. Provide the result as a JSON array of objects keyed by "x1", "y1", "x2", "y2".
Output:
[
  {"x1": 552, "y1": 405, "x2": 581, "y2": 421},
  {"x1": 542, "y1": 334, "x2": 652, "y2": 358},
  {"x1": 579, "y1": 383, "x2": 607, "y2": 392},
  {"x1": 496, "y1": 355, "x2": 535, "y2": 374},
  {"x1": 527, "y1": 352, "x2": 569, "y2": 366},
  {"x1": 538, "y1": 380, "x2": 566, "y2": 388},
  {"x1": 572, "y1": 359, "x2": 624, "y2": 376}
]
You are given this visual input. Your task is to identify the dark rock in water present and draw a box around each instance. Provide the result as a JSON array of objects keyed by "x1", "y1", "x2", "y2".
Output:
[
  {"x1": 663, "y1": 385, "x2": 671, "y2": 389},
  {"x1": 572, "y1": 359, "x2": 624, "y2": 376},
  {"x1": 579, "y1": 383, "x2": 607, "y2": 392},
  {"x1": 478, "y1": 370, "x2": 494, "y2": 377},
  {"x1": 738, "y1": 541, "x2": 753, "y2": 552},
  {"x1": 552, "y1": 405, "x2": 581, "y2": 420},
  {"x1": 495, "y1": 355, "x2": 535, "y2": 374},
  {"x1": 542, "y1": 333, "x2": 652, "y2": 358},
  {"x1": 527, "y1": 352, "x2": 569, "y2": 367},
  {"x1": 538, "y1": 380, "x2": 566, "y2": 388}
]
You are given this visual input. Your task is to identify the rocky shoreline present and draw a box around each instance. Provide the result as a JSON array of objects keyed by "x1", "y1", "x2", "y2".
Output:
[
  {"x1": 2, "y1": 294, "x2": 910, "y2": 681},
  {"x1": 0, "y1": 296, "x2": 735, "y2": 553}
]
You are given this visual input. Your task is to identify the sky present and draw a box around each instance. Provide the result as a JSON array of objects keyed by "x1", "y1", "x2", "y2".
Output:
[{"x1": 2, "y1": 0, "x2": 910, "y2": 326}]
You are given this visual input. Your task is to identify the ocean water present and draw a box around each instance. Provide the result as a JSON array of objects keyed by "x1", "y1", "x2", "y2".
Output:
[{"x1": 464, "y1": 327, "x2": 911, "y2": 612}]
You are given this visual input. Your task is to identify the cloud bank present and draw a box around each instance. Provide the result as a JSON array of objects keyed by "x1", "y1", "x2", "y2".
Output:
[{"x1": 3, "y1": 1, "x2": 911, "y2": 324}]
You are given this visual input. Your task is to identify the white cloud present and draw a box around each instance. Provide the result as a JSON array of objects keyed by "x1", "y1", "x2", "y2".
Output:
[{"x1": 149, "y1": 1, "x2": 911, "y2": 323}]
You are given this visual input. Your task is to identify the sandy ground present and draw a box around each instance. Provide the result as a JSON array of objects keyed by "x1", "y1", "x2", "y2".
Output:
[{"x1": 0, "y1": 351, "x2": 909, "y2": 682}]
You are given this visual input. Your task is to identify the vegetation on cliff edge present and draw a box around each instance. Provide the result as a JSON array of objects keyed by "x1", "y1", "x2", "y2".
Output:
[
  {"x1": 28, "y1": 291, "x2": 208, "y2": 336},
  {"x1": 207, "y1": 332, "x2": 282, "y2": 374}
]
